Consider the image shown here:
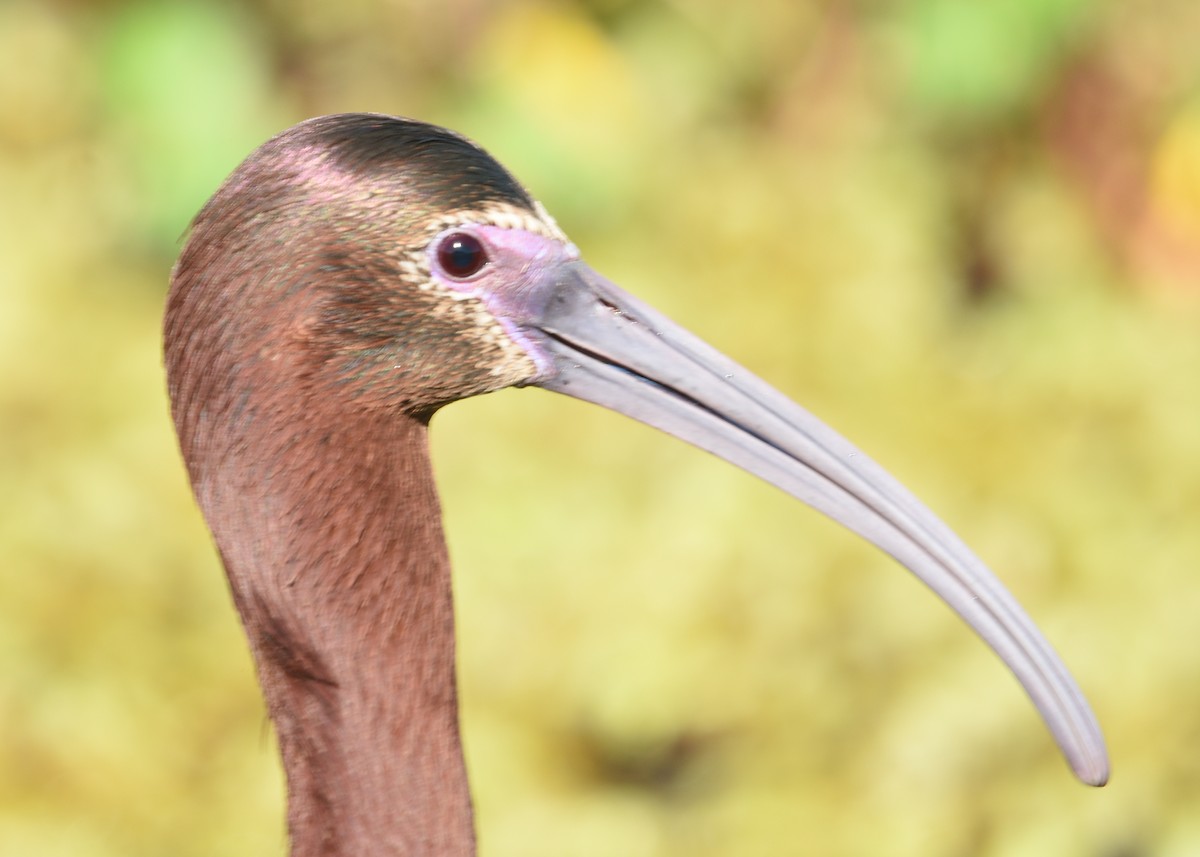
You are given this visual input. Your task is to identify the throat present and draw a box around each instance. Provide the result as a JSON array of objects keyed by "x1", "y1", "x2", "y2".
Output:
[{"x1": 202, "y1": 412, "x2": 475, "y2": 856}]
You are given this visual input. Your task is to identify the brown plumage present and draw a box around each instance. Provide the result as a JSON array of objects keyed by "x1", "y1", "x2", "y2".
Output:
[
  {"x1": 165, "y1": 114, "x2": 1107, "y2": 857},
  {"x1": 165, "y1": 115, "x2": 538, "y2": 854}
]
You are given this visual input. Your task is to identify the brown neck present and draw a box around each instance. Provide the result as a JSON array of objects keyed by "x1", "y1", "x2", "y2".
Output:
[{"x1": 193, "y1": 409, "x2": 474, "y2": 856}]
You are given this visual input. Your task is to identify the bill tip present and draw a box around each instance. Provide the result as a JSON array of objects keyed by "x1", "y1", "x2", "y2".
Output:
[{"x1": 1073, "y1": 754, "x2": 1110, "y2": 787}]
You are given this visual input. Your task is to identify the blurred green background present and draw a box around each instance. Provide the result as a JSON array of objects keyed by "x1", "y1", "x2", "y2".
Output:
[{"x1": 3, "y1": 0, "x2": 1199, "y2": 854}]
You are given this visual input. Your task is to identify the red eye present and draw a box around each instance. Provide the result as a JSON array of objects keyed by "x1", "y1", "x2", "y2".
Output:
[{"x1": 436, "y1": 232, "x2": 487, "y2": 279}]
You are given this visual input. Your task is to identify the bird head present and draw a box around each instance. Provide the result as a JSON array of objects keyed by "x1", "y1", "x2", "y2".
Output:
[{"x1": 164, "y1": 113, "x2": 1108, "y2": 787}]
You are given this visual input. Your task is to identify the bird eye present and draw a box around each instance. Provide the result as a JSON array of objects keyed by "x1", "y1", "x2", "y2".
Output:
[{"x1": 436, "y1": 232, "x2": 488, "y2": 279}]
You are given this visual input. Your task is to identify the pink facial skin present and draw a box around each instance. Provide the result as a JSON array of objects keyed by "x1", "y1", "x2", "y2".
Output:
[{"x1": 426, "y1": 224, "x2": 583, "y2": 380}]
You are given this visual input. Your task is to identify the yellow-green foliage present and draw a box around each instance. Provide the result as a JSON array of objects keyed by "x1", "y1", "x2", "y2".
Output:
[{"x1": 2, "y1": 1, "x2": 1198, "y2": 855}]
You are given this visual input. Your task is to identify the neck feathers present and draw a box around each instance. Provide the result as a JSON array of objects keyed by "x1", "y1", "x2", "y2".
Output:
[{"x1": 186, "y1": 404, "x2": 476, "y2": 856}]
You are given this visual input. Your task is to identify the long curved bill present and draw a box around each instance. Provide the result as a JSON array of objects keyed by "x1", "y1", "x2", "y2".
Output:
[{"x1": 521, "y1": 261, "x2": 1108, "y2": 786}]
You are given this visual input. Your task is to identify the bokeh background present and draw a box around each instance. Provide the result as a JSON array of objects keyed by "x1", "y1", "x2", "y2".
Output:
[{"x1": 3, "y1": 0, "x2": 1199, "y2": 854}]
